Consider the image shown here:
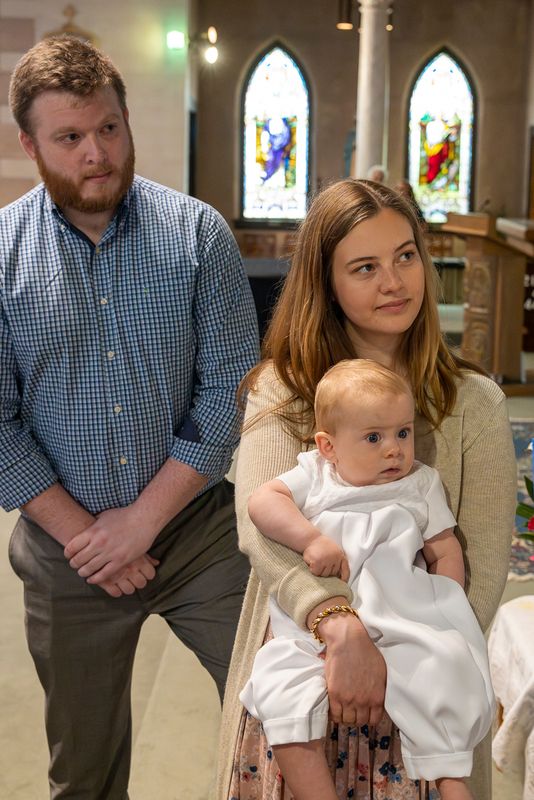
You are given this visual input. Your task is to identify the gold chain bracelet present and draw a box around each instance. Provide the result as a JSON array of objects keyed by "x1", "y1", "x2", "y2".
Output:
[{"x1": 309, "y1": 604, "x2": 359, "y2": 643}]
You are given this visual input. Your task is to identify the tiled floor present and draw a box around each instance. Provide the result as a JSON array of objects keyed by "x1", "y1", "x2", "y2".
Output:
[{"x1": 0, "y1": 393, "x2": 533, "y2": 799}]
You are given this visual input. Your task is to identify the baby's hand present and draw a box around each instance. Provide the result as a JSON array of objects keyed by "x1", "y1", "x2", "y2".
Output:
[{"x1": 303, "y1": 535, "x2": 350, "y2": 581}]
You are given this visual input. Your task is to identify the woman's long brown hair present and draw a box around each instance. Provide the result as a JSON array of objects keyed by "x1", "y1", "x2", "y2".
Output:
[{"x1": 241, "y1": 178, "x2": 483, "y2": 439}]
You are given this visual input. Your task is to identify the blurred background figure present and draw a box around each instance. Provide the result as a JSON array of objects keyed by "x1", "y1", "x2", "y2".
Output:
[
  {"x1": 396, "y1": 178, "x2": 426, "y2": 226},
  {"x1": 366, "y1": 163, "x2": 388, "y2": 183}
]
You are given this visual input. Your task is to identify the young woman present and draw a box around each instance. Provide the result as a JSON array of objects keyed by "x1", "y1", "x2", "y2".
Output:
[{"x1": 217, "y1": 179, "x2": 516, "y2": 800}]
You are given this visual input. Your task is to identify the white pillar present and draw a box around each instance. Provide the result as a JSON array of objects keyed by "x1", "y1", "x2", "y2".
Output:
[{"x1": 353, "y1": 0, "x2": 391, "y2": 179}]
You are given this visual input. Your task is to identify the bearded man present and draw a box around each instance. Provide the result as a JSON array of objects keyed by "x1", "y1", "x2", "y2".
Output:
[{"x1": 1, "y1": 34, "x2": 259, "y2": 799}]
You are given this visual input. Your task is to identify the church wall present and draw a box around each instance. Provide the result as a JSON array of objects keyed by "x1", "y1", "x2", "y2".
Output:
[
  {"x1": 388, "y1": 0, "x2": 530, "y2": 220},
  {"x1": 195, "y1": 0, "x2": 530, "y2": 229},
  {"x1": 194, "y1": 0, "x2": 359, "y2": 226},
  {"x1": 0, "y1": 1, "x2": 529, "y2": 221},
  {"x1": 0, "y1": 0, "x2": 192, "y2": 208},
  {"x1": 0, "y1": 6, "x2": 35, "y2": 206}
]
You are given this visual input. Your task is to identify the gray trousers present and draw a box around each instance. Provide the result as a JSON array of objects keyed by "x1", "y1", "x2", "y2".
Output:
[{"x1": 8, "y1": 479, "x2": 250, "y2": 800}]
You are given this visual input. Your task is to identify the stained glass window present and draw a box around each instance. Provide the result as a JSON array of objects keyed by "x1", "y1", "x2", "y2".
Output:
[
  {"x1": 242, "y1": 46, "x2": 310, "y2": 221},
  {"x1": 408, "y1": 51, "x2": 474, "y2": 223}
]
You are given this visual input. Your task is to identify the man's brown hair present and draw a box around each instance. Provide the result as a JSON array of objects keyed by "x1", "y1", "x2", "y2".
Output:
[{"x1": 9, "y1": 34, "x2": 127, "y2": 134}]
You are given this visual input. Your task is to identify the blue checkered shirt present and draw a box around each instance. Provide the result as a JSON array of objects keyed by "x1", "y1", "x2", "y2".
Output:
[{"x1": 0, "y1": 176, "x2": 259, "y2": 513}]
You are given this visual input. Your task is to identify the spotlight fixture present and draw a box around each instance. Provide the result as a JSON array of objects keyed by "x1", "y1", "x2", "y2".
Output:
[
  {"x1": 336, "y1": 0, "x2": 353, "y2": 31},
  {"x1": 166, "y1": 26, "x2": 219, "y2": 63},
  {"x1": 204, "y1": 45, "x2": 218, "y2": 64},
  {"x1": 386, "y1": 7, "x2": 394, "y2": 31},
  {"x1": 201, "y1": 26, "x2": 218, "y2": 62},
  {"x1": 166, "y1": 30, "x2": 185, "y2": 50}
]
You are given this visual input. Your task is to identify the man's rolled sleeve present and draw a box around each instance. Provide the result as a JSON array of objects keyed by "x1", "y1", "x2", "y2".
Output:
[
  {"x1": 170, "y1": 209, "x2": 259, "y2": 483},
  {"x1": 0, "y1": 446, "x2": 58, "y2": 510},
  {"x1": 0, "y1": 307, "x2": 58, "y2": 510},
  {"x1": 170, "y1": 436, "x2": 236, "y2": 483}
]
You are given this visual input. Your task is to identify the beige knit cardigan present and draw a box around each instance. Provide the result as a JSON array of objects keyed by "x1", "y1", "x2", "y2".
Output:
[{"x1": 216, "y1": 364, "x2": 516, "y2": 800}]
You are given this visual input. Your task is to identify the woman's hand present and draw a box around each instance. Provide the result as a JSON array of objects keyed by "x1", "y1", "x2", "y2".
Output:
[{"x1": 307, "y1": 598, "x2": 386, "y2": 727}]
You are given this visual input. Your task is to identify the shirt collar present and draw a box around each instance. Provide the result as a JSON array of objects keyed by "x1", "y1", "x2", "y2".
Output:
[{"x1": 46, "y1": 178, "x2": 135, "y2": 241}]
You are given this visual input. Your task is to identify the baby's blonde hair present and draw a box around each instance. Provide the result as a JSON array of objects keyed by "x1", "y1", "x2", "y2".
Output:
[{"x1": 314, "y1": 359, "x2": 414, "y2": 433}]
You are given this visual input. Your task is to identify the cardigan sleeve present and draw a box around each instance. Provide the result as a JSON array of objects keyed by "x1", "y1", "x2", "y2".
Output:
[
  {"x1": 234, "y1": 364, "x2": 352, "y2": 629},
  {"x1": 456, "y1": 385, "x2": 516, "y2": 632}
]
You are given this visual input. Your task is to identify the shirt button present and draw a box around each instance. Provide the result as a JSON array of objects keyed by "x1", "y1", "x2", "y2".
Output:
[
  {"x1": 100, "y1": 297, "x2": 108, "y2": 305},
  {"x1": 95, "y1": 246, "x2": 101, "y2": 255},
  {"x1": 113, "y1": 404, "x2": 122, "y2": 414},
  {"x1": 119, "y1": 455, "x2": 128, "y2": 465},
  {"x1": 107, "y1": 350, "x2": 115, "y2": 360}
]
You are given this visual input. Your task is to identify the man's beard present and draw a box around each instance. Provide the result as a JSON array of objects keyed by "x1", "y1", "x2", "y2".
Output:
[{"x1": 35, "y1": 130, "x2": 135, "y2": 214}]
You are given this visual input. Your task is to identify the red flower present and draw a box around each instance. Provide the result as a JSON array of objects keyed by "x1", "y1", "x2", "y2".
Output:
[{"x1": 528, "y1": 516, "x2": 534, "y2": 531}]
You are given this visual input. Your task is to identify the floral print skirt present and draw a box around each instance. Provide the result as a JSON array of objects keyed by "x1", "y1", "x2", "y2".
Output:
[
  {"x1": 228, "y1": 629, "x2": 439, "y2": 800},
  {"x1": 229, "y1": 711, "x2": 439, "y2": 800}
]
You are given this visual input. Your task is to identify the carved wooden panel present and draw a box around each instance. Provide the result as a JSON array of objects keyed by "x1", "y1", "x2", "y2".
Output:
[
  {"x1": 460, "y1": 238, "x2": 525, "y2": 381},
  {"x1": 462, "y1": 317, "x2": 491, "y2": 366},
  {"x1": 463, "y1": 259, "x2": 492, "y2": 312}
]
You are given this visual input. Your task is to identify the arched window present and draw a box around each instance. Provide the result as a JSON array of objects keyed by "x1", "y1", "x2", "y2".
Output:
[
  {"x1": 408, "y1": 51, "x2": 475, "y2": 223},
  {"x1": 241, "y1": 44, "x2": 310, "y2": 222}
]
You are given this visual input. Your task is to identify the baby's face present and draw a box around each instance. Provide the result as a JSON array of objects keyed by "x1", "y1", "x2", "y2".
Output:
[{"x1": 328, "y1": 392, "x2": 415, "y2": 486}]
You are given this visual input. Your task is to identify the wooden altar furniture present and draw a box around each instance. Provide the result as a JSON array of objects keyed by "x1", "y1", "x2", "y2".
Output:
[{"x1": 441, "y1": 213, "x2": 527, "y2": 382}]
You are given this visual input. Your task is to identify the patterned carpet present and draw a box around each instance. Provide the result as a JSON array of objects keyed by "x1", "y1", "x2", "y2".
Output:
[{"x1": 509, "y1": 419, "x2": 534, "y2": 581}]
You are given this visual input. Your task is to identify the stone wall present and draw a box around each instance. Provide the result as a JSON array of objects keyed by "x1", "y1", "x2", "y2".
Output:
[
  {"x1": 0, "y1": 0, "x2": 193, "y2": 208},
  {"x1": 0, "y1": 5, "x2": 36, "y2": 206}
]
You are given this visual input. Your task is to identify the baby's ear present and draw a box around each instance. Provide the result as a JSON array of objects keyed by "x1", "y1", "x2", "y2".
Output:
[{"x1": 314, "y1": 431, "x2": 336, "y2": 462}]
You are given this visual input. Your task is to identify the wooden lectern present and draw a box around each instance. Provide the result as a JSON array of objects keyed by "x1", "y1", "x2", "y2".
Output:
[{"x1": 441, "y1": 213, "x2": 526, "y2": 382}]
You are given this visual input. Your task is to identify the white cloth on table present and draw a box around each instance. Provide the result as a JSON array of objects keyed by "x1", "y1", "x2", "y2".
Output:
[
  {"x1": 240, "y1": 454, "x2": 495, "y2": 781},
  {"x1": 489, "y1": 595, "x2": 534, "y2": 800}
]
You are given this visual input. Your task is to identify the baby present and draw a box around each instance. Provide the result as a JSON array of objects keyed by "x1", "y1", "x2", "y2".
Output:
[{"x1": 240, "y1": 359, "x2": 495, "y2": 800}]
